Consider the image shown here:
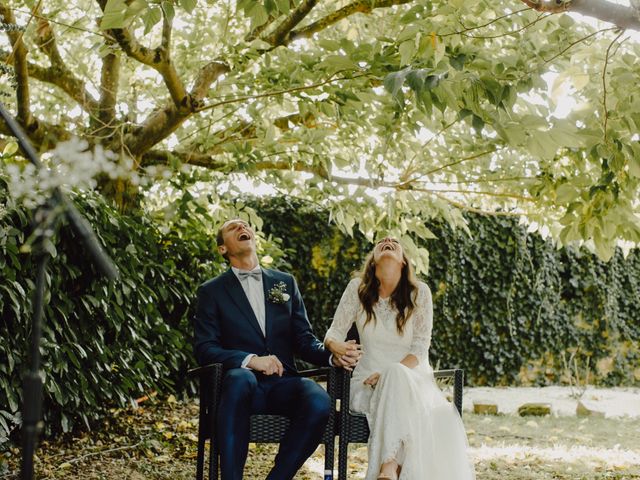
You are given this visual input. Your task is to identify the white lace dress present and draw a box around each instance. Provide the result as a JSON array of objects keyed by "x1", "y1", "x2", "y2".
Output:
[{"x1": 325, "y1": 278, "x2": 475, "y2": 480}]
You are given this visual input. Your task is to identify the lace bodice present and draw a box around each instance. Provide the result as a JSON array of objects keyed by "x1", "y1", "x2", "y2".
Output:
[{"x1": 325, "y1": 278, "x2": 433, "y2": 372}]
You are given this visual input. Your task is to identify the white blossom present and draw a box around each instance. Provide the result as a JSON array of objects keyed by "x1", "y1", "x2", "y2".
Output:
[{"x1": 0, "y1": 137, "x2": 138, "y2": 208}]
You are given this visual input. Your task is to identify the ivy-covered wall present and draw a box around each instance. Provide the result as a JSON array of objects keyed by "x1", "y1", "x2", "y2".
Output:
[
  {"x1": 1, "y1": 192, "x2": 639, "y2": 446},
  {"x1": 250, "y1": 197, "x2": 640, "y2": 387}
]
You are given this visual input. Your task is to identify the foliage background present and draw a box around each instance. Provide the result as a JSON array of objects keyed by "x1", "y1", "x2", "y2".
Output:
[{"x1": 1, "y1": 191, "x2": 639, "y2": 446}]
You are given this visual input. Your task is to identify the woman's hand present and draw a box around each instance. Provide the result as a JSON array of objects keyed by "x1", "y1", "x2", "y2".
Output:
[
  {"x1": 327, "y1": 339, "x2": 362, "y2": 371},
  {"x1": 363, "y1": 372, "x2": 381, "y2": 388},
  {"x1": 326, "y1": 338, "x2": 361, "y2": 357}
]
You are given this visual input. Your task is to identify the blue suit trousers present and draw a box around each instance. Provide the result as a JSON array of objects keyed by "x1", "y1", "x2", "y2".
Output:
[{"x1": 216, "y1": 368, "x2": 331, "y2": 480}]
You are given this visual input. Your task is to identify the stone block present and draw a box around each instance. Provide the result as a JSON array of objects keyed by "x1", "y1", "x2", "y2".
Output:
[
  {"x1": 576, "y1": 400, "x2": 605, "y2": 418},
  {"x1": 473, "y1": 401, "x2": 498, "y2": 415},
  {"x1": 517, "y1": 402, "x2": 551, "y2": 416}
]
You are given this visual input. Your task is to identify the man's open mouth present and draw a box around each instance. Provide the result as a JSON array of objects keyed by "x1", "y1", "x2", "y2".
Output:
[
  {"x1": 238, "y1": 232, "x2": 251, "y2": 241},
  {"x1": 381, "y1": 244, "x2": 394, "y2": 251}
]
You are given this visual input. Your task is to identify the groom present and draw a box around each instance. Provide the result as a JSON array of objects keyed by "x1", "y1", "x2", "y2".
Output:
[{"x1": 194, "y1": 218, "x2": 356, "y2": 480}]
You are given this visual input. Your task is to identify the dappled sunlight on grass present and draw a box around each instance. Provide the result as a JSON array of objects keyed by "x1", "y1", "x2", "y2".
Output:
[{"x1": 2, "y1": 399, "x2": 640, "y2": 479}]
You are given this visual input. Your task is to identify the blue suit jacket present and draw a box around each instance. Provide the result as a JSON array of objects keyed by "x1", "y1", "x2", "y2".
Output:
[{"x1": 194, "y1": 268, "x2": 330, "y2": 373}]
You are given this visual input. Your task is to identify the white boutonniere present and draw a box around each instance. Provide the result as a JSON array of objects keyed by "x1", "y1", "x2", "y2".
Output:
[{"x1": 268, "y1": 281, "x2": 290, "y2": 304}]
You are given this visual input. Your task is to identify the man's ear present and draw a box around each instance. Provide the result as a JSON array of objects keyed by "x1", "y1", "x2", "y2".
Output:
[{"x1": 218, "y1": 245, "x2": 227, "y2": 255}]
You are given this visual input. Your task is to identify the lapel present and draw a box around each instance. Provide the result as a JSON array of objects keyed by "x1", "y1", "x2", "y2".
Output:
[
  {"x1": 262, "y1": 269, "x2": 278, "y2": 340},
  {"x1": 222, "y1": 269, "x2": 265, "y2": 339}
]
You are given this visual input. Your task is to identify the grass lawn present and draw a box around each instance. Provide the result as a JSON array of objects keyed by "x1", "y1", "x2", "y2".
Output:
[{"x1": 1, "y1": 397, "x2": 639, "y2": 479}]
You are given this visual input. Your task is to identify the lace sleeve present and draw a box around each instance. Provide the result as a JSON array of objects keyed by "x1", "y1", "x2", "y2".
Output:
[
  {"x1": 324, "y1": 278, "x2": 361, "y2": 343},
  {"x1": 408, "y1": 282, "x2": 433, "y2": 363}
]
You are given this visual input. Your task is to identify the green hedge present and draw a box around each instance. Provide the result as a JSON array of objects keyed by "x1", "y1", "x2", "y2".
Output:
[
  {"x1": 1, "y1": 191, "x2": 639, "y2": 447},
  {"x1": 0, "y1": 190, "x2": 222, "y2": 445},
  {"x1": 250, "y1": 197, "x2": 640, "y2": 387}
]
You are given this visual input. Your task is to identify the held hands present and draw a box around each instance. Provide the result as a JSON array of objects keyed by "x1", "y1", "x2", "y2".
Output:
[
  {"x1": 328, "y1": 339, "x2": 362, "y2": 371},
  {"x1": 363, "y1": 372, "x2": 381, "y2": 388},
  {"x1": 248, "y1": 354, "x2": 284, "y2": 376}
]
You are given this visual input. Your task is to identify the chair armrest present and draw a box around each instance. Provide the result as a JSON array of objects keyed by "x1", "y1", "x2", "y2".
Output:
[
  {"x1": 434, "y1": 368, "x2": 464, "y2": 417},
  {"x1": 188, "y1": 363, "x2": 223, "y2": 378},
  {"x1": 298, "y1": 367, "x2": 332, "y2": 379}
]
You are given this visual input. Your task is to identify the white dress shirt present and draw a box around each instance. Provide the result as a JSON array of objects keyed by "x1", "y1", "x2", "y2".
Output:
[{"x1": 232, "y1": 266, "x2": 265, "y2": 369}]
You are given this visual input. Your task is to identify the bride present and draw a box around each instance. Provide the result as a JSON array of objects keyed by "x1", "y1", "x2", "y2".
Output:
[{"x1": 324, "y1": 237, "x2": 475, "y2": 480}]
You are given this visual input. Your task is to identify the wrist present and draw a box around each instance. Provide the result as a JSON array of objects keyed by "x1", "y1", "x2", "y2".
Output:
[{"x1": 325, "y1": 339, "x2": 336, "y2": 353}]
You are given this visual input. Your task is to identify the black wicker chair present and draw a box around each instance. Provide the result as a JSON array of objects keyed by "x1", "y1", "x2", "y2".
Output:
[
  {"x1": 335, "y1": 367, "x2": 465, "y2": 479},
  {"x1": 189, "y1": 363, "x2": 340, "y2": 480}
]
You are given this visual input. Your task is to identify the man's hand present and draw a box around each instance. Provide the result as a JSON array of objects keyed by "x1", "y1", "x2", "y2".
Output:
[
  {"x1": 329, "y1": 339, "x2": 362, "y2": 371},
  {"x1": 248, "y1": 355, "x2": 284, "y2": 376}
]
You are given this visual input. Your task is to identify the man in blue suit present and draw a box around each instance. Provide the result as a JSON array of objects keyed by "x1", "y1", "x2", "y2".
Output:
[{"x1": 194, "y1": 218, "x2": 359, "y2": 480}]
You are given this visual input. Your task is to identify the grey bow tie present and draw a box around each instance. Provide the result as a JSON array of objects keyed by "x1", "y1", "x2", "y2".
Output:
[{"x1": 238, "y1": 269, "x2": 262, "y2": 281}]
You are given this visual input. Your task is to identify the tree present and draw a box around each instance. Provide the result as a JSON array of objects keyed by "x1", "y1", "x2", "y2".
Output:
[{"x1": 1, "y1": 0, "x2": 640, "y2": 267}]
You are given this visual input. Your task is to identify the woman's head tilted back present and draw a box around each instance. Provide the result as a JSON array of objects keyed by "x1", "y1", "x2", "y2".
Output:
[{"x1": 357, "y1": 237, "x2": 419, "y2": 334}]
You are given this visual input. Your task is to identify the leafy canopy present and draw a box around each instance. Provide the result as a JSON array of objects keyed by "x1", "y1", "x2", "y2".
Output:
[{"x1": 1, "y1": 0, "x2": 640, "y2": 266}]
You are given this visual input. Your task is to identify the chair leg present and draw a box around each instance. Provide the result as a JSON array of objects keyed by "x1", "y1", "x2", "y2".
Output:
[
  {"x1": 324, "y1": 441, "x2": 334, "y2": 479},
  {"x1": 209, "y1": 438, "x2": 218, "y2": 480},
  {"x1": 338, "y1": 439, "x2": 348, "y2": 479},
  {"x1": 196, "y1": 436, "x2": 205, "y2": 480}
]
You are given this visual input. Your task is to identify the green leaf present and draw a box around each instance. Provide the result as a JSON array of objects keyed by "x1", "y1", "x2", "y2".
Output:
[
  {"x1": 383, "y1": 70, "x2": 405, "y2": 96},
  {"x1": 264, "y1": 0, "x2": 277, "y2": 15},
  {"x1": 399, "y1": 40, "x2": 416, "y2": 66},
  {"x1": 320, "y1": 55, "x2": 357, "y2": 71},
  {"x1": 472, "y1": 114, "x2": 484, "y2": 133},
  {"x1": 161, "y1": 1, "x2": 175, "y2": 21},
  {"x1": 275, "y1": 0, "x2": 289, "y2": 13},
  {"x1": 449, "y1": 54, "x2": 466, "y2": 71},
  {"x1": 100, "y1": 0, "x2": 128, "y2": 30},
  {"x1": 142, "y1": 6, "x2": 162, "y2": 34},
  {"x1": 179, "y1": 0, "x2": 197, "y2": 13},
  {"x1": 558, "y1": 14, "x2": 575, "y2": 28},
  {"x1": 248, "y1": 3, "x2": 268, "y2": 29},
  {"x1": 555, "y1": 183, "x2": 580, "y2": 204},
  {"x1": 317, "y1": 39, "x2": 341, "y2": 51},
  {"x1": 2, "y1": 141, "x2": 18, "y2": 157}
]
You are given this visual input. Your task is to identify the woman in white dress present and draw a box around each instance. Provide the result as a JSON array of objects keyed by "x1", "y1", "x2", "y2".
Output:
[{"x1": 324, "y1": 237, "x2": 475, "y2": 480}]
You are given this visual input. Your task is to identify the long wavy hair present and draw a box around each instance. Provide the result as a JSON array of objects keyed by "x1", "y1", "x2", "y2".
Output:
[{"x1": 357, "y1": 247, "x2": 419, "y2": 334}]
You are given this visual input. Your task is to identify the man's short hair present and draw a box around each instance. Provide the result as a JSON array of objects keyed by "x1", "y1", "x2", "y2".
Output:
[
  {"x1": 216, "y1": 223, "x2": 228, "y2": 261},
  {"x1": 216, "y1": 225, "x2": 225, "y2": 247}
]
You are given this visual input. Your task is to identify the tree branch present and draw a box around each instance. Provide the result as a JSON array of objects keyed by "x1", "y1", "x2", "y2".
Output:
[
  {"x1": 441, "y1": 7, "x2": 532, "y2": 37},
  {"x1": 0, "y1": 3, "x2": 31, "y2": 125},
  {"x1": 161, "y1": 8, "x2": 171, "y2": 52},
  {"x1": 124, "y1": 61, "x2": 230, "y2": 157},
  {"x1": 602, "y1": 30, "x2": 625, "y2": 142},
  {"x1": 106, "y1": 27, "x2": 187, "y2": 106},
  {"x1": 431, "y1": 192, "x2": 526, "y2": 217},
  {"x1": 32, "y1": 15, "x2": 99, "y2": 114},
  {"x1": 197, "y1": 71, "x2": 368, "y2": 112},
  {"x1": 288, "y1": 0, "x2": 413, "y2": 43},
  {"x1": 95, "y1": 0, "x2": 186, "y2": 107},
  {"x1": 519, "y1": 0, "x2": 570, "y2": 14},
  {"x1": 520, "y1": 0, "x2": 640, "y2": 31},
  {"x1": 0, "y1": 48, "x2": 98, "y2": 113},
  {"x1": 264, "y1": 0, "x2": 318, "y2": 46},
  {"x1": 412, "y1": 186, "x2": 536, "y2": 202},
  {"x1": 190, "y1": 60, "x2": 230, "y2": 101},
  {"x1": 91, "y1": 50, "x2": 120, "y2": 140}
]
